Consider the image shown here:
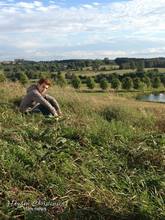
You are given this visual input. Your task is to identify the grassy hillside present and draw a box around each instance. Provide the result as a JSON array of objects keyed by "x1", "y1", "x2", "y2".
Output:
[{"x1": 0, "y1": 82, "x2": 165, "y2": 220}]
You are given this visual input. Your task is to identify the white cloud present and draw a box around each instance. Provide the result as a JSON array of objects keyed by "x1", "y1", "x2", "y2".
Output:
[
  {"x1": 0, "y1": 0, "x2": 165, "y2": 60},
  {"x1": 92, "y1": 2, "x2": 100, "y2": 6},
  {"x1": 61, "y1": 50, "x2": 127, "y2": 59},
  {"x1": 82, "y1": 4, "x2": 94, "y2": 9},
  {"x1": 16, "y1": 2, "x2": 36, "y2": 9},
  {"x1": 130, "y1": 47, "x2": 165, "y2": 57},
  {"x1": 1, "y1": 0, "x2": 165, "y2": 35}
]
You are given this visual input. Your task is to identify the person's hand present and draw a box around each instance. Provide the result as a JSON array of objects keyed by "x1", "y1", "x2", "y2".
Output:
[
  {"x1": 57, "y1": 110, "x2": 62, "y2": 116},
  {"x1": 53, "y1": 111, "x2": 59, "y2": 117}
]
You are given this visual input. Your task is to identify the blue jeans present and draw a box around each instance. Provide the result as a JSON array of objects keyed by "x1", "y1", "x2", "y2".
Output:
[{"x1": 31, "y1": 104, "x2": 54, "y2": 116}]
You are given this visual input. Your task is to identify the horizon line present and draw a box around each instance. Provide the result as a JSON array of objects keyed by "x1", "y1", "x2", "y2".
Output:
[{"x1": 1, "y1": 56, "x2": 165, "y2": 62}]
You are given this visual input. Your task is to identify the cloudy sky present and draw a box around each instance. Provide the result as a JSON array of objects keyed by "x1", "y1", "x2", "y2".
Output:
[{"x1": 1, "y1": 0, "x2": 165, "y2": 60}]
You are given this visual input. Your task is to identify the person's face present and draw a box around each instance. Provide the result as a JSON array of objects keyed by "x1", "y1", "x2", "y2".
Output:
[{"x1": 37, "y1": 83, "x2": 49, "y2": 94}]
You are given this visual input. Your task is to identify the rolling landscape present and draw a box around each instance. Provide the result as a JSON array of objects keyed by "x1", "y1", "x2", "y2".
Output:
[
  {"x1": 0, "y1": 57, "x2": 165, "y2": 219},
  {"x1": 0, "y1": 0, "x2": 165, "y2": 219}
]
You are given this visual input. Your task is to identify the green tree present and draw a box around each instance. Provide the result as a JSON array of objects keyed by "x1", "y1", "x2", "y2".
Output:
[
  {"x1": 0, "y1": 72, "x2": 6, "y2": 82},
  {"x1": 161, "y1": 76, "x2": 165, "y2": 87},
  {"x1": 100, "y1": 78, "x2": 109, "y2": 90},
  {"x1": 71, "y1": 75, "x2": 81, "y2": 89},
  {"x1": 122, "y1": 77, "x2": 133, "y2": 90},
  {"x1": 86, "y1": 77, "x2": 95, "y2": 89},
  {"x1": 153, "y1": 68, "x2": 159, "y2": 73},
  {"x1": 152, "y1": 77, "x2": 161, "y2": 88},
  {"x1": 136, "y1": 60, "x2": 145, "y2": 72},
  {"x1": 130, "y1": 61, "x2": 136, "y2": 70},
  {"x1": 142, "y1": 77, "x2": 151, "y2": 88},
  {"x1": 56, "y1": 74, "x2": 67, "y2": 87},
  {"x1": 103, "y1": 57, "x2": 110, "y2": 65},
  {"x1": 133, "y1": 77, "x2": 141, "y2": 89},
  {"x1": 40, "y1": 71, "x2": 51, "y2": 79},
  {"x1": 111, "y1": 78, "x2": 121, "y2": 90},
  {"x1": 19, "y1": 72, "x2": 29, "y2": 85},
  {"x1": 92, "y1": 59, "x2": 101, "y2": 71},
  {"x1": 133, "y1": 77, "x2": 146, "y2": 90}
]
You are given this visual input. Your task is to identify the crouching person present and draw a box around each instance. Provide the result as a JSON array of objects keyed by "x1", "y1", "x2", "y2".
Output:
[{"x1": 19, "y1": 78, "x2": 62, "y2": 117}]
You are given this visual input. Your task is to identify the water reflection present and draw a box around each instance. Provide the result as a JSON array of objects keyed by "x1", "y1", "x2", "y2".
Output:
[{"x1": 137, "y1": 93, "x2": 165, "y2": 103}]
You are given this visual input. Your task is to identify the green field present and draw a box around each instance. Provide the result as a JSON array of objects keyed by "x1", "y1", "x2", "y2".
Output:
[
  {"x1": 0, "y1": 82, "x2": 165, "y2": 220},
  {"x1": 63, "y1": 68, "x2": 165, "y2": 77}
]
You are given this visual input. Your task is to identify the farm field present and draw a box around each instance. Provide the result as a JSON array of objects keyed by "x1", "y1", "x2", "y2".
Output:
[{"x1": 63, "y1": 68, "x2": 165, "y2": 77}]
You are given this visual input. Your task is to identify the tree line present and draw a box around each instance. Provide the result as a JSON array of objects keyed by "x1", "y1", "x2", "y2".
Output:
[
  {"x1": 0, "y1": 68, "x2": 164, "y2": 91},
  {"x1": 0, "y1": 58, "x2": 165, "y2": 91},
  {"x1": 68, "y1": 69, "x2": 165, "y2": 90},
  {"x1": 115, "y1": 57, "x2": 165, "y2": 70},
  {"x1": 1, "y1": 57, "x2": 165, "y2": 76}
]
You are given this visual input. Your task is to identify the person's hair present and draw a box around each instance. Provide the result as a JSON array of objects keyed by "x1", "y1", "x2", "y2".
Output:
[{"x1": 38, "y1": 78, "x2": 51, "y2": 86}]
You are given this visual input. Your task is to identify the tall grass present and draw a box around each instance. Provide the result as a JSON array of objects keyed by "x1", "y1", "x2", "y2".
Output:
[{"x1": 0, "y1": 82, "x2": 165, "y2": 220}]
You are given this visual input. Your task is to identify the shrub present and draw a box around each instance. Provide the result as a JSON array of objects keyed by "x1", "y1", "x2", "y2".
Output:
[
  {"x1": 111, "y1": 78, "x2": 121, "y2": 90},
  {"x1": 19, "y1": 72, "x2": 29, "y2": 85},
  {"x1": 99, "y1": 78, "x2": 109, "y2": 90},
  {"x1": 152, "y1": 77, "x2": 161, "y2": 88},
  {"x1": 86, "y1": 77, "x2": 95, "y2": 89},
  {"x1": 56, "y1": 74, "x2": 67, "y2": 87},
  {"x1": 122, "y1": 77, "x2": 133, "y2": 90},
  {"x1": 71, "y1": 75, "x2": 81, "y2": 89},
  {"x1": 0, "y1": 72, "x2": 6, "y2": 82}
]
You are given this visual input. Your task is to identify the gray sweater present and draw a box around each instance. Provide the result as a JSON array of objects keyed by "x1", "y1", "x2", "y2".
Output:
[{"x1": 19, "y1": 84, "x2": 60, "y2": 116}]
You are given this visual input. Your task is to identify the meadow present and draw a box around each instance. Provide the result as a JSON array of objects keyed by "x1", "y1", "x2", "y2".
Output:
[
  {"x1": 65, "y1": 68, "x2": 165, "y2": 76},
  {"x1": 0, "y1": 82, "x2": 165, "y2": 220}
]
